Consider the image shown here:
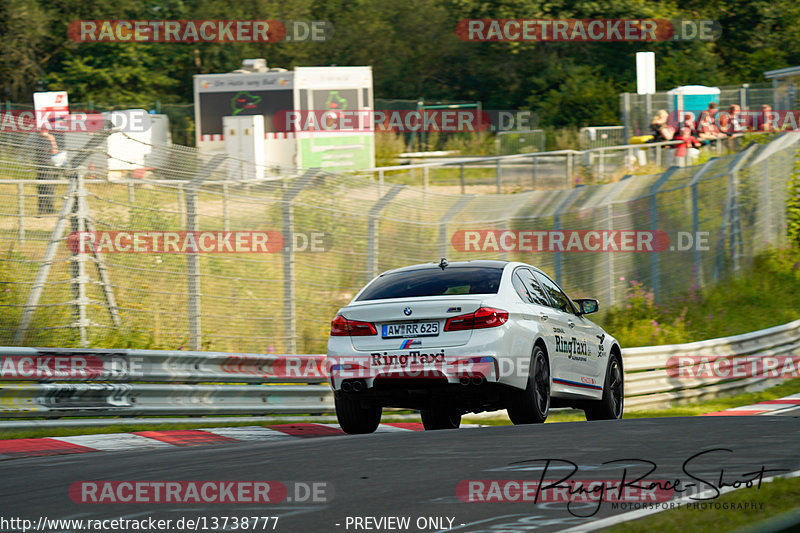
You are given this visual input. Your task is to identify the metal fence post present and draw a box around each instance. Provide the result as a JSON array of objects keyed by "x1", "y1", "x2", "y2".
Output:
[
  {"x1": 185, "y1": 187, "x2": 201, "y2": 351},
  {"x1": 649, "y1": 166, "x2": 679, "y2": 303},
  {"x1": 438, "y1": 196, "x2": 473, "y2": 258},
  {"x1": 71, "y1": 171, "x2": 89, "y2": 346},
  {"x1": 184, "y1": 154, "x2": 226, "y2": 351},
  {"x1": 460, "y1": 163, "x2": 466, "y2": 194},
  {"x1": 281, "y1": 169, "x2": 319, "y2": 354},
  {"x1": 366, "y1": 184, "x2": 405, "y2": 281},
  {"x1": 566, "y1": 152, "x2": 574, "y2": 188},
  {"x1": 17, "y1": 183, "x2": 24, "y2": 244},
  {"x1": 127, "y1": 182, "x2": 135, "y2": 204},
  {"x1": 689, "y1": 159, "x2": 717, "y2": 289},
  {"x1": 622, "y1": 92, "x2": 631, "y2": 139},
  {"x1": 532, "y1": 156, "x2": 538, "y2": 189},
  {"x1": 606, "y1": 203, "x2": 615, "y2": 307},
  {"x1": 496, "y1": 159, "x2": 502, "y2": 193},
  {"x1": 552, "y1": 188, "x2": 583, "y2": 285},
  {"x1": 223, "y1": 183, "x2": 230, "y2": 232}
]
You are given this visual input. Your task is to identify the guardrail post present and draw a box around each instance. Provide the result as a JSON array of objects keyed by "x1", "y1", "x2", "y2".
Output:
[
  {"x1": 460, "y1": 163, "x2": 465, "y2": 194},
  {"x1": 17, "y1": 183, "x2": 24, "y2": 244},
  {"x1": 127, "y1": 182, "x2": 135, "y2": 204},
  {"x1": 496, "y1": 159, "x2": 502, "y2": 193},
  {"x1": 366, "y1": 184, "x2": 405, "y2": 281},
  {"x1": 532, "y1": 156, "x2": 538, "y2": 189}
]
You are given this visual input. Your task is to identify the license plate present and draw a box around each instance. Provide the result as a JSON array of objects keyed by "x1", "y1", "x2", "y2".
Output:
[{"x1": 382, "y1": 321, "x2": 439, "y2": 338}]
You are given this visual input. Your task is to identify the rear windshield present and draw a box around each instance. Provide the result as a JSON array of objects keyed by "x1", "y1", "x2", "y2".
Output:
[{"x1": 356, "y1": 266, "x2": 504, "y2": 301}]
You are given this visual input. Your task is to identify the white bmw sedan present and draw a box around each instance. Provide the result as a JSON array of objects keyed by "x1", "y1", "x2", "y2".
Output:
[{"x1": 326, "y1": 260, "x2": 623, "y2": 433}]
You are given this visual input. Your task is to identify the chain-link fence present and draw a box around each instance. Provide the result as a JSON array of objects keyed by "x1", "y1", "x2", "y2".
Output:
[
  {"x1": 0, "y1": 129, "x2": 796, "y2": 354},
  {"x1": 620, "y1": 83, "x2": 775, "y2": 138}
]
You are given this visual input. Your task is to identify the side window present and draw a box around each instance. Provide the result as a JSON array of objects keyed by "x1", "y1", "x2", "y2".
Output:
[
  {"x1": 533, "y1": 271, "x2": 574, "y2": 314},
  {"x1": 512, "y1": 271, "x2": 532, "y2": 303},
  {"x1": 517, "y1": 268, "x2": 550, "y2": 306}
]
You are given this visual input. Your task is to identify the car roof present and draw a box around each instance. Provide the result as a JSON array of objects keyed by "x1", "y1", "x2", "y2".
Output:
[{"x1": 379, "y1": 260, "x2": 510, "y2": 276}]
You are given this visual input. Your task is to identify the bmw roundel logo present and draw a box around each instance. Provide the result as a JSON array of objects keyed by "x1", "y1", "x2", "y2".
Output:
[{"x1": 403, "y1": 307, "x2": 412, "y2": 316}]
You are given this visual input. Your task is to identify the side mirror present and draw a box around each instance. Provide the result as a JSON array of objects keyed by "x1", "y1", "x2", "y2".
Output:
[{"x1": 574, "y1": 298, "x2": 599, "y2": 315}]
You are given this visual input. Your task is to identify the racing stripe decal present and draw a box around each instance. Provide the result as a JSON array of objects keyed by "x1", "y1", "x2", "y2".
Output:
[{"x1": 553, "y1": 377, "x2": 603, "y2": 390}]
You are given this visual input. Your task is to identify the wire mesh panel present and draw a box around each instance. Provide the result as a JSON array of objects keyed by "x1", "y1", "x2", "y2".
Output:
[{"x1": 0, "y1": 128, "x2": 797, "y2": 353}]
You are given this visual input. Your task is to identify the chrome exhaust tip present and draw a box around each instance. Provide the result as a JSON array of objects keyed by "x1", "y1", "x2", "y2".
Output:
[
  {"x1": 341, "y1": 381, "x2": 353, "y2": 393},
  {"x1": 352, "y1": 379, "x2": 365, "y2": 392},
  {"x1": 459, "y1": 377, "x2": 471, "y2": 386},
  {"x1": 471, "y1": 377, "x2": 485, "y2": 386}
]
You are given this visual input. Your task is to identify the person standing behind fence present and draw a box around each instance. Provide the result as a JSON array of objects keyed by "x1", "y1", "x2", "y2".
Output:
[
  {"x1": 648, "y1": 109, "x2": 675, "y2": 142},
  {"x1": 35, "y1": 127, "x2": 59, "y2": 215}
]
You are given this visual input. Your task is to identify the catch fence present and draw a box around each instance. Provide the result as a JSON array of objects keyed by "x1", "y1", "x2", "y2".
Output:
[{"x1": 0, "y1": 129, "x2": 797, "y2": 353}]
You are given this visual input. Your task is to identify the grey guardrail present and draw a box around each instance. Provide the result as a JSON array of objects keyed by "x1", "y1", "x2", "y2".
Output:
[
  {"x1": 622, "y1": 318, "x2": 800, "y2": 410},
  {"x1": 0, "y1": 350, "x2": 332, "y2": 418},
  {"x1": 1, "y1": 318, "x2": 798, "y2": 420}
]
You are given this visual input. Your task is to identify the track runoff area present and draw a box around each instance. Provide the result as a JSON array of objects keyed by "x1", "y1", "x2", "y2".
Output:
[{"x1": 1, "y1": 412, "x2": 798, "y2": 533}]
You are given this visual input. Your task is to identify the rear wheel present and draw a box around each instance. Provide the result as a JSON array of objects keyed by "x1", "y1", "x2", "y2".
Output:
[
  {"x1": 507, "y1": 345, "x2": 550, "y2": 424},
  {"x1": 420, "y1": 405, "x2": 461, "y2": 430},
  {"x1": 335, "y1": 395, "x2": 382, "y2": 434},
  {"x1": 584, "y1": 354, "x2": 624, "y2": 421}
]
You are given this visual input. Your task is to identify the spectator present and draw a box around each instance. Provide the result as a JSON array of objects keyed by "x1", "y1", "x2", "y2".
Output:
[
  {"x1": 679, "y1": 111, "x2": 697, "y2": 135},
  {"x1": 672, "y1": 126, "x2": 701, "y2": 166},
  {"x1": 727, "y1": 104, "x2": 745, "y2": 135},
  {"x1": 649, "y1": 109, "x2": 675, "y2": 142},
  {"x1": 35, "y1": 127, "x2": 59, "y2": 215},
  {"x1": 760, "y1": 104, "x2": 775, "y2": 132},
  {"x1": 697, "y1": 111, "x2": 726, "y2": 142}
]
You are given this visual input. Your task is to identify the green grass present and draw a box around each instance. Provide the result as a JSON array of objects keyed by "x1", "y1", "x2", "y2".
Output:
[
  {"x1": 597, "y1": 246, "x2": 800, "y2": 348},
  {"x1": 601, "y1": 475, "x2": 800, "y2": 533}
]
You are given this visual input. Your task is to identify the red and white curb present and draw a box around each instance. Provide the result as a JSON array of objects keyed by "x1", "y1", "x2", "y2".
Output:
[
  {"x1": 702, "y1": 393, "x2": 800, "y2": 416},
  {"x1": 0, "y1": 423, "x2": 428, "y2": 460}
]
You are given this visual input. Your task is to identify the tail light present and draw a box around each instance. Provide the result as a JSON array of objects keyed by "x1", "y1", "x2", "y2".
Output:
[
  {"x1": 445, "y1": 307, "x2": 509, "y2": 331},
  {"x1": 330, "y1": 315, "x2": 377, "y2": 336}
]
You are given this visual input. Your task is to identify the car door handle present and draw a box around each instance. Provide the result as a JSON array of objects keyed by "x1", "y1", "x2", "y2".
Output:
[
  {"x1": 540, "y1": 314, "x2": 548, "y2": 321},
  {"x1": 568, "y1": 321, "x2": 575, "y2": 328}
]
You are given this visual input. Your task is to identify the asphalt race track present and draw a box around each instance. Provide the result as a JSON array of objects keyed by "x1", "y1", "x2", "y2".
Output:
[{"x1": 2, "y1": 416, "x2": 799, "y2": 533}]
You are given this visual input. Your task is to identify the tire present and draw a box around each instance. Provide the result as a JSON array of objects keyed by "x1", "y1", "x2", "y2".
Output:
[
  {"x1": 584, "y1": 353, "x2": 624, "y2": 421},
  {"x1": 507, "y1": 345, "x2": 550, "y2": 424},
  {"x1": 335, "y1": 394, "x2": 382, "y2": 434},
  {"x1": 420, "y1": 406, "x2": 461, "y2": 430}
]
